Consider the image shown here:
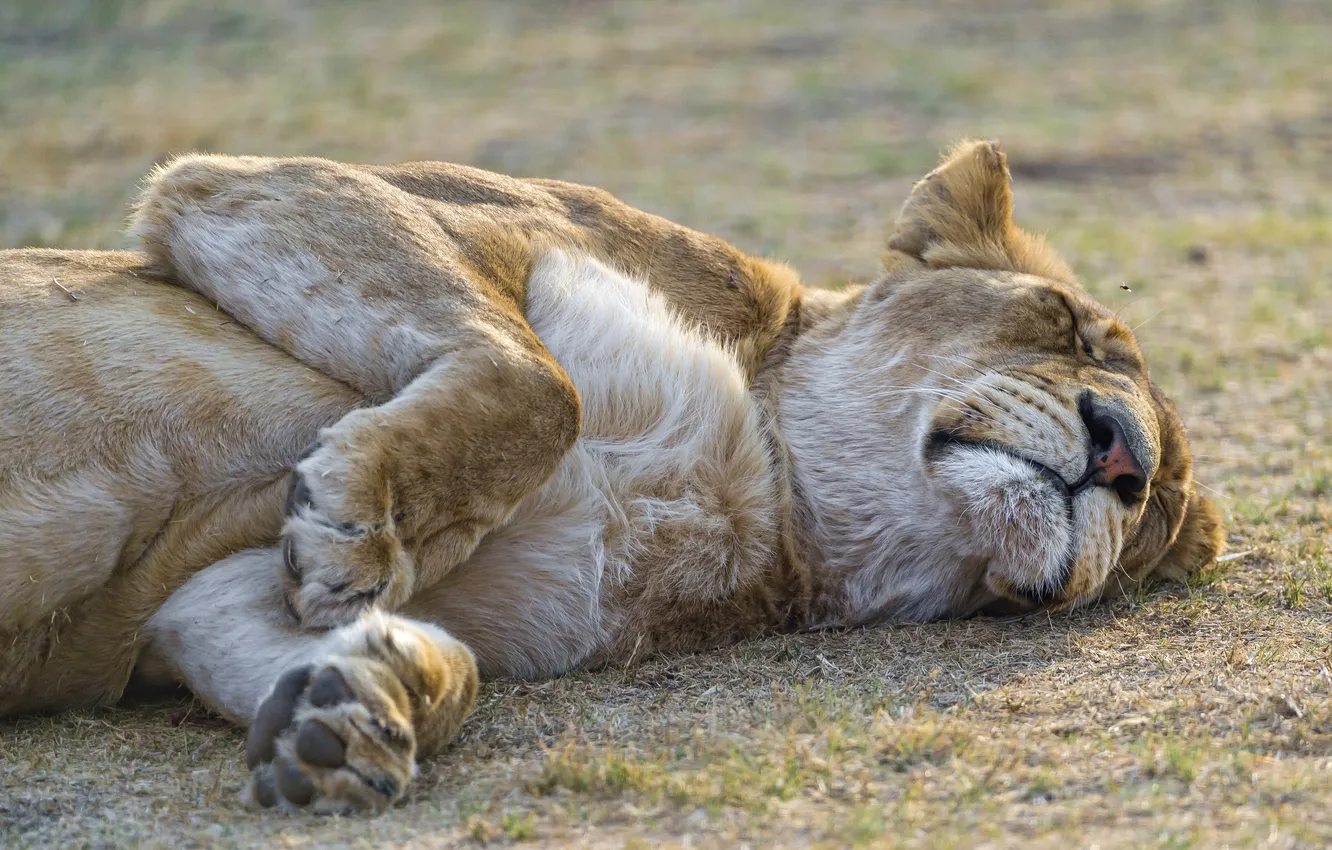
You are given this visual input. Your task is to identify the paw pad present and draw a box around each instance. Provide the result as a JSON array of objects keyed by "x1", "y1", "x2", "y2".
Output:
[
  {"x1": 245, "y1": 664, "x2": 311, "y2": 769},
  {"x1": 244, "y1": 658, "x2": 419, "y2": 813},
  {"x1": 308, "y1": 667, "x2": 354, "y2": 707},
  {"x1": 295, "y1": 719, "x2": 347, "y2": 768}
]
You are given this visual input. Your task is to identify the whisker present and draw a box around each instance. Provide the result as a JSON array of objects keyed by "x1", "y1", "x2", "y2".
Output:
[
  {"x1": 918, "y1": 365, "x2": 983, "y2": 391},
  {"x1": 1130, "y1": 308, "x2": 1165, "y2": 333},
  {"x1": 865, "y1": 385, "x2": 967, "y2": 395},
  {"x1": 863, "y1": 387, "x2": 973, "y2": 404},
  {"x1": 1192, "y1": 480, "x2": 1225, "y2": 497},
  {"x1": 1113, "y1": 294, "x2": 1152, "y2": 322},
  {"x1": 921, "y1": 352, "x2": 992, "y2": 375},
  {"x1": 853, "y1": 360, "x2": 909, "y2": 381}
]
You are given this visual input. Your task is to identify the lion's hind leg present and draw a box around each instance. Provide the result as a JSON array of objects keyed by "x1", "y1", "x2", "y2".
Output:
[
  {"x1": 132, "y1": 154, "x2": 582, "y2": 631},
  {"x1": 243, "y1": 611, "x2": 477, "y2": 813},
  {"x1": 141, "y1": 549, "x2": 478, "y2": 813}
]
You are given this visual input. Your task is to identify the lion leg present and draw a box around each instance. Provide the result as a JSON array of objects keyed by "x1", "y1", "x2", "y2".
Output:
[
  {"x1": 276, "y1": 344, "x2": 579, "y2": 630},
  {"x1": 131, "y1": 154, "x2": 582, "y2": 628},
  {"x1": 141, "y1": 549, "x2": 478, "y2": 813}
]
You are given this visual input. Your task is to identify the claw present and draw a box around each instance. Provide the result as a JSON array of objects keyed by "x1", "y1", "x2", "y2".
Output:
[
  {"x1": 281, "y1": 584, "x2": 302, "y2": 624},
  {"x1": 286, "y1": 468, "x2": 314, "y2": 515},
  {"x1": 366, "y1": 774, "x2": 400, "y2": 800},
  {"x1": 282, "y1": 536, "x2": 301, "y2": 581}
]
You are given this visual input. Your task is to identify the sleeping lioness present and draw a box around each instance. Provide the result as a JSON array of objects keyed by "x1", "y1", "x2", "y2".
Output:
[{"x1": 0, "y1": 140, "x2": 1221, "y2": 812}]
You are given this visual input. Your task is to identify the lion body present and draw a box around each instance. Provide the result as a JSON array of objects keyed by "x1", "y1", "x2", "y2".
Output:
[
  {"x1": 0, "y1": 244, "x2": 801, "y2": 716},
  {"x1": 0, "y1": 142, "x2": 1222, "y2": 812},
  {"x1": 0, "y1": 249, "x2": 355, "y2": 711}
]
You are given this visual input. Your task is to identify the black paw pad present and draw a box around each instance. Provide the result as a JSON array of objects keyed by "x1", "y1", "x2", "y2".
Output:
[
  {"x1": 296, "y1": 719, "x2": 347, "y2": 768},
  {"x1": 275, "y1": 756, "x2": 316, "y2": 806},
  {"x1": 251, "y1": 765, "x2": 279, "y2": 808},
  {"x1": 309, "y1": 667, "x2": 354, "y2": 707},
  {"x1": 246, "y1": 664, "x2": 312, "y2": 769}
]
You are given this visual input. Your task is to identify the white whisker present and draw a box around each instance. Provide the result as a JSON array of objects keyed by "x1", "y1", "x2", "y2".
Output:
[
  {"x1": 1131, "y1": 308, "x2": 1165, "y2": 333},
  {"x1": 921, "y1": 352, "x2": 992, "y2": 375},
  {"x1": 1192, "y1": 479, "x2": 1224, "y2": 497},
  {"x1": 917, "y1": 365, "x2": 983, "y2": 391}
]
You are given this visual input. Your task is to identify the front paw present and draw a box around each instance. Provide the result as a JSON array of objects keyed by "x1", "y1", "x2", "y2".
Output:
[
  {"x1": 245, "y1": 662, "x2": 416, "y2": 813},
  {"x1": 282, "y1": 437, "x2": 414, "y2": 629}
]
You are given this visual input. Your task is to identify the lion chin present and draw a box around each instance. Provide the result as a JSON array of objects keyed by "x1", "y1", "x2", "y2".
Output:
[{"x1": 936, "y1": 447, "x2": 1078, "y2": 601}]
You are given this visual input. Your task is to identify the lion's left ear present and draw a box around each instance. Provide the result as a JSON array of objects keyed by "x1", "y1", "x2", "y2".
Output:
[
  {"x1": 1146, "y1": 490, "x2": 1224, "y2": 582},
  {"x1": 1103, "y1": 485, "x2": 1224, "y2": 601},
  {"x1": 885, "y1": 139, "x2": 1077, "y2": 285},
  {"x1": 1103, "y1": 385, "x2": 1226, "y2": 598}
]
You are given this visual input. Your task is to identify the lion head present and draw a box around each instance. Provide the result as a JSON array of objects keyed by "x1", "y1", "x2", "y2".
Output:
[{"x1": 782, "y1": 141, "x2": 1223, "y2": 623}]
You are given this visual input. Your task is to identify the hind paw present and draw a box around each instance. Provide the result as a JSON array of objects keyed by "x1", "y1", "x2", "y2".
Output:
[{"x1": 243, "y1": 613, "x2": 478, "y2": 813}]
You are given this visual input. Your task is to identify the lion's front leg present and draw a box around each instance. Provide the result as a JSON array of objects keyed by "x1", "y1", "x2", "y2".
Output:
[
  {"x1": 142, "y1": 550, "x2": 478, "y2": 813},
  {"x1": 133, "y1": 154, "x2": 581, "y2": 627},
  {"x1": 280, "y1": 344, "x2": 580, "y2": 627}
]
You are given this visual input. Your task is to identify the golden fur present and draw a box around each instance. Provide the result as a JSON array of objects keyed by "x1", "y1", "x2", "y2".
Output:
[{"x1": 0, "y1": 141, "x2": 1221, "y2": 812}]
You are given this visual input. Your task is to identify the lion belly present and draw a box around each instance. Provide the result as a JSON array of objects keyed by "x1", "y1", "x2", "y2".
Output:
[{"x1": 403, "y1": 252, "x2": 782, "y2": 679}]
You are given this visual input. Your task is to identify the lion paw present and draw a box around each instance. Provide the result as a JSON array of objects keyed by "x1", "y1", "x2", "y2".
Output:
[
  {"x1": 282, "y1": 432, "x2": 415, "y2": 629},
  {"x1": 243, "y1": 614, "x2": 475, "y2": 814}
]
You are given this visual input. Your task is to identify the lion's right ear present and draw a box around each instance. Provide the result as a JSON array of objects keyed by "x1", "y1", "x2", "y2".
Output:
[{"x1": 885, "y1": 139, "x2": 1077, "y2": 285}]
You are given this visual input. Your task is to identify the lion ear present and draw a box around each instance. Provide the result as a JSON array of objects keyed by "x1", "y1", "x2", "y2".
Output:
[
  {"x1": 1103, "y1": 382, "x2": 1226, "y2": 599},
  {"x1": 1145, "y1": 490, "x2": 1225, "y2": 582},
  {"x1": 885, "y1": 139, "x2": 1077, "y2": 284},
  {"x1": 1102, "y1": 486, "x2": 1224, "y2": 602}
]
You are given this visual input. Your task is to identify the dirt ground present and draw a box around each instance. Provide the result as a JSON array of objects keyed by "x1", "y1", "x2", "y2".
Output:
[{"x1": 2, "y1": 1, "x2": 1330, "y2": 847}]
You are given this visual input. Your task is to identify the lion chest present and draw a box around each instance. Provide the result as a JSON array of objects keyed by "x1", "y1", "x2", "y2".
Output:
[
  {"x1": 528, "y1": 253, "x2": 779, "y2": 602},
  {"x1": 411, "y1": 251, "x2": 783, "y2": 676}
]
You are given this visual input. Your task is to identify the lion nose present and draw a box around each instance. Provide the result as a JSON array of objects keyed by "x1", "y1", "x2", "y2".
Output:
[{"x1": 1084, "y1": 410, "x2": 1147, "y2": 500}]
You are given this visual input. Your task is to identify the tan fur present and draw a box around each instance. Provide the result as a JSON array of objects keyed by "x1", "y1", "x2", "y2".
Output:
[{"x1": 0, "y1": 140, "x2": 1221, "y2": 811}]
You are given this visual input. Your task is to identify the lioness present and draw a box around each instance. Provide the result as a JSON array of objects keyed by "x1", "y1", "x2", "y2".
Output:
[{"x1": 0, "y1": 141, "x2": 1221, "y2": 812}]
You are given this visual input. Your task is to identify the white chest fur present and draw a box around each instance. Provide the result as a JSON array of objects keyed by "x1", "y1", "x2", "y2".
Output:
[{"x1": 406, "y1": 252, "x2": 781, "y2": 678}]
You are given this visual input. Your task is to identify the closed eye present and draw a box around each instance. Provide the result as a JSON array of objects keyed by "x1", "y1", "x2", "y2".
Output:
[{"x1": 1059, "y1": 294, "x2": 1094, "y2": 358}]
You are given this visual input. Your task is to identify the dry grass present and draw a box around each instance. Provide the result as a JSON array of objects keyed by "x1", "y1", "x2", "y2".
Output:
[{"x1": 2, "y1": 0, "x2": 1330, "y2": 846}]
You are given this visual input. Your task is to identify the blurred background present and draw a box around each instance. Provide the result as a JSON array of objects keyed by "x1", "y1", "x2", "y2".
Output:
[{"x1": 1, "y1": 0, "x2": 1329, "y2": 501}]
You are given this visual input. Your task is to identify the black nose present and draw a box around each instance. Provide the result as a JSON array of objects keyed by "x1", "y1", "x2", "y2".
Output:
[{"x1": 1079, "y1": 399, "x2": 1148, "y2": 504}]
